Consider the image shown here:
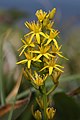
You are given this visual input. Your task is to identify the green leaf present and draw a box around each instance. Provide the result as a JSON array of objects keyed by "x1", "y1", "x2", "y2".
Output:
[{"x1": 53, "y1": 92, "x2": 80, "y2": 120}]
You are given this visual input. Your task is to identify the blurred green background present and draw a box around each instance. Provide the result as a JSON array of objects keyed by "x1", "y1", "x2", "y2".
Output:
[{"x1": 0, "y1": 0, "x2": 80, "y2": 120}]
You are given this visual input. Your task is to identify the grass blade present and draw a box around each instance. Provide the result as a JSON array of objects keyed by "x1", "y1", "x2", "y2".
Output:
[{"x1": 0, "y1": 36, "x2": 5, "y2": 106}]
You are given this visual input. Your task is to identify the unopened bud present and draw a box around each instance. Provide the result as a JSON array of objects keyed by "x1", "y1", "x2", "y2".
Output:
[
  {"x1": 48, "y1": 8, "x2": 56, "y2": 20},
  {"x1": 34, "y1": 110, "x2": 42, "y2": 120},
  {"x1": 46, "y1": 107, "x2": 56, "y2": 120},
  {"x1": 36, "y1": 96, "x2": 44, "y2": 109},
  {"x1": 51, "y1": 71, "x2": 61, "y2": 84}
]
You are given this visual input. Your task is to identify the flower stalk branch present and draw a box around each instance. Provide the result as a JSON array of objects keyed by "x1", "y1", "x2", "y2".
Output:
[
  {"x1": 43, "y1": 85, "x2": 47, "y2": 120},
  {"x1": 47, "y1": 83, "x2": 58, "y2": 96}
]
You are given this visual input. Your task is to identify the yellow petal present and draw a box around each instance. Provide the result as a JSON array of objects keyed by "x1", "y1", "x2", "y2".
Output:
[
  {"x1": 16, "y1": 59, "x2": 27, "y2": 64},
  {"x1": 47, "y1": 53, "x2": 54, "y2": 58},
  {"x1": 40, "y1": 66, "x2": 48, "y2": 72},
  {"x1": 36, "y1": 33, "x2": 40, "y2": 44},
  {"x1": 21, "y1": 39, "x2": 26, "y2": 45},
  {"x1": 56, "y1": 64, "x2": 64, "y2": 68},
  {"x1": 25, "y1": 21, "x2": 30, "y2": 28},
  {"x1": 30, "y1": 43, "x2": 35, "y2": 47},
  {"x1": 36, "y1": 54, "x2": 42, "y2": 60},
  {"x1": 44, "y1": 54, "x2": 49, "y2": 59},
  {"x1": 37, "y1": 59, "x2": 42, "y2": 62},
  {"x1": 30, "y1": 33, "x2": 35, "y2": 43},
  {"x1": 49, "y1": 67, "x2": 53, "y2": 75},
  {"x1": 55, "y1": 66, "x2": 64, "y2": 72},
  {"x1": 40, "y1": 32, "x2": 47, "y2": 38},
  {"x1": 19, "y1": 45, "x2": 28, "y2": 56},
  {"x1": 28, "y1": 60, "x2": 31, "y2": 68},
  {"x1": 53, "y1": 39, "x2": 58, "y2": 48},
  {"x1": 18, "y1": 45, "x2": 24, "y2": 51},
  {"x1": 44, "y1": 46, "x2": 50, "y2": 52},
  {"x1": 30, "y1": 51, "x2": 40, "y2": 54},
  {"x1": 24, "y1": 52, "x2": 28, "y2": 58},
  {"x1": 58, "y1": 45, "x2": 62, "y2": 51},
  {"x1": 24, "y1": 31, "x2": 33, "y2": 37},
  {"x1": 57, "y1": 53, "x2": 68, "y2": 60},
  {"x1": 45, "y1": 39, "x2": 51, "y2": 45}
]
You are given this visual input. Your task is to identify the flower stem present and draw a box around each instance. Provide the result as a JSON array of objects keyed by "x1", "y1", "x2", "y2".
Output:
[
  {"x1": 43, "y1": 85, "x2": 47, "y2": 120},
  {"x1": 47, "y1": 83, "x2": 58, "y2": 96}
]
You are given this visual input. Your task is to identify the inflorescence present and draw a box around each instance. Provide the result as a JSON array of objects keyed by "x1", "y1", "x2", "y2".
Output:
[{"x1": 17, "y1": 8, "x2": 67, "y2": 120}]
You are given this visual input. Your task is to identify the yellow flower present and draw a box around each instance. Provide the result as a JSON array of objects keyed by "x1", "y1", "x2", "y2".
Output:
[
  {"x1": 46, "y1": 21, "x2": 54, "y2": 30},
  {"x1": 24, "y1": 21, "x2": 46, "y2": 44},
  {"x1": 51, "y1": 70, "x2": 61, "y2": 84},
  {"x1": 36, "y1": 9, "x2": 47, "y2": 22},
  {"x1": 40, "y1": 58, "x2": 64, "y2": 75},
  {"x1": 34, "y1": 110, "x2": 42, "y2": 120},
  {"x1": 34, "y1": 76, "x2": 43, "y2": 86},
  {"x1": 16, "y1": 52, "x2": 35, "y2": 68},
  {"x1": 45, "y1": 30, "x2": 59, "y2": 48},
  {"x1": 31, "y1": 45, "x2": 54, "y2": 60},
  {"x1": 33, "y1": 71, "x2": 48, "y2": 86},
  {"x1": 18, "y1": 37, "x2": 35, "y2": 56},
  {"x1": 46, "y1": 107, "x2": 56, "y2": 120},
  {"x1": 51, "y1": 45, "x2": 68, "y2": 60},
  {"x1": 36, "y1": 96, "x2": 44, "y2": 109},
  {"x1": 31, "y1": 105, "x2": 42, "y2": 120}
]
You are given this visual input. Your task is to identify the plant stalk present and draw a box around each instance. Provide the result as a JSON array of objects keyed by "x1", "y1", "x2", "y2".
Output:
[{"x1": 43, "y1": 85, "x2": 47, "y2": 120}]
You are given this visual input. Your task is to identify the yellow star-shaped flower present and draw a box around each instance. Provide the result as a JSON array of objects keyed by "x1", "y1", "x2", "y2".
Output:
[
  {"x1": 45, "y1": 30, "x2": 59, "y2": 48},
  {"x1": 51, "y1": 45, "x2": 68, "y2": 60},
  {"x1": 31, "y1": 45, "x2": 54, "y2": 60},
  {"x1": 46, "y1": 21, "x2": 54, "y2": 31},
  {"x1": 24, "y1": 21, "x2": 46, "y2": 44},
  {"x1": 18, "y1": 37, "x2": 35, "y2": 56},
  {"x1": 40, "y1": 58, "x2": 64, "y2": 75},
  {"x1": 33, "y1": 71, "x2": 48, "y2": 86},
  {"x1": 16, "y1": 52, "x2": 35, "y2": 68},
  {"x1": 35, "y1": 9, "x2": 47, "y2": 22}
]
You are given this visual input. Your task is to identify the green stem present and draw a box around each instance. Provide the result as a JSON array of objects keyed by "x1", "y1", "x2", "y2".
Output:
[
  {"x1": 0, "y1": 39, "x2": 5, "y2": 106},
  {"x1": 47, "y1": 83, "x2": 58, "y2": 96},
  {"x1": 43, "y1": 86, "x2": 47, "y2": 120}
]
